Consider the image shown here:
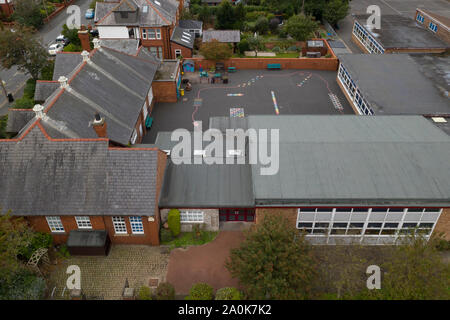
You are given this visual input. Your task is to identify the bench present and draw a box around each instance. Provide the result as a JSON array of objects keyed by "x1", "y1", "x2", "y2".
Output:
[
  {"x1": 267, "y1": 63, "x2": 281, "y2": 70},
  {"x1": 145, "y1": 116, "x2": 153, "y2": 129},
  {"x1": 228, "y1": 66, "x2": 236, "y2": 73}
]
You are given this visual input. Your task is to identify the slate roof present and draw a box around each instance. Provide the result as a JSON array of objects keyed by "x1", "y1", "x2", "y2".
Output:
[
  {"x1": 426, "y1": 116, "x2": 450, "y2": 136},
  {"x1": 52, "y1": 53, "x2": 83, "y2": 81},
  {"x1": 20, "y1": 46, "x2": 159, "y2": 146},
  {"x1": 95, "y1": 2, "x2": 119, "y2": 22},
  {"x1": 96, "y1": 0, "x2": 178, "y2": 27},
  {"x1": 338, "y1": 54, "x2": 450, "y2": 115},
  {"x1": 179, "y1": 19, "x2": 203, "y2": 30},
  {"x1": 170, "y1": 26, "x2": 194, "y2": 49},
  {"x1": 34, "y1": 81, "x2": 59, "y2": 102},
  {"x1": 247, "y1": 115, "x2": 450, "y2": 206},
  {"x1": 113, "y1": 0, "x2": 138, "y2": 11},
  {"x1": 6, "y1": 109, "x2": 35, "y2": 133},
  {"x1": 353, "y1": 14, "x2": 448, "y2": 49},
  {"x1": 99, "y1": 39, "x2": 140, "y2": 55},
  {"x1": 0, "y1": 122, "x2": 162, "y2": 216},
  {"x1": 202, "y1": 30, "x2": 240, "y2": 43}
]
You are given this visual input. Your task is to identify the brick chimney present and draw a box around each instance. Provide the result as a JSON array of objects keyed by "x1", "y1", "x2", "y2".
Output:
[
  {"x1": 78, "y1": 25, "x2": 91, "y2": 52},
  {"x1": 93, "y1": 113, "x2": 107, "y2": 138}
]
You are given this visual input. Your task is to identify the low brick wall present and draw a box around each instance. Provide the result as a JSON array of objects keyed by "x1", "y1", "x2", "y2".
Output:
[{"x1": 43, "y1": 0, "x2": 77, "y2": 24}]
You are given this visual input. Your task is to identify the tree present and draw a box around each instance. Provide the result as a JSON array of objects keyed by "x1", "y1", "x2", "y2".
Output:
[
  {"x1": 215, "y1": 0, "x2": 236, "y2": 30},
  {"x1": 226, "y1": 213, "x2": 318, "y2": 299},
  {"x1": 0, "y1": 27, "x2": 49, "y2": 80},
  {"x1": 269, "y1": 18, "x2": 280, "y2": 34},
  {"x1": 199, "y1": 39, "x2": 232, "y2": 61},
  {"x1": 61, "y1": 24, "x2": 81, "y2": 47},
  {"x1": 247, "y1": 36, "x2": 264, "y2": 57},
  {"x1": 233, "y1": 2, "x2": 246, "y2": 30},
  {"x1": 11, "y1": 0, "x2": 44, "y2": 29},
  {"x1": 198, "y1": 5, "x2": 212, "y2": 24},
  {"x1": 284, "y1": 13, "x2": 319, "y2": 41},
  {"x1": 254, "y1": 16, "x2": 269, "y2": 35},
  {"x1": 323, "y1": 0, "x2": 349, "y2": 27}
]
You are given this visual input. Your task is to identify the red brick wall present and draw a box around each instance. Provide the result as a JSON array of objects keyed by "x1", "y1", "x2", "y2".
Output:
[
  {"x1": 171, "y1": 42, "x2": 193, "y2": 58},
  {"x1": 140, "y1": 26, "x2": 174, "y2": 59},
  {"x1": 152, "y1": 81, "x2": 177, "y2": 102},
  {"x1": 0, "y1": 3, "x2": 14, "y2": 17},
  {"x1": 434, "y1": 208, "x2": 450, "y2": 240},
  {"x1": 415, "y1": 10, "x2": 450, "y2": 45}
]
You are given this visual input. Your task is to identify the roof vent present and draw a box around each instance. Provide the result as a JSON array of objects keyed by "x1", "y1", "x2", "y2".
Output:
[
  {"x1": 81, "y1": 50, "x2": 90, "y2": 62},
  {"x1": 58, "y1": 76, "x2": 69, "y2": 89},
  {"x1": 431, "y1": 117, "x2": 447, "y2": 123},
  {"x1": 93, "y1": 38, "x2": 101, "y2": 49},
  {"x1": 33, "y1": 104, "x2": 45, "y2": 119}
]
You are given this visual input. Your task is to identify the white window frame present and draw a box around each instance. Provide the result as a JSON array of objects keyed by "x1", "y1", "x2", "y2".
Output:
[
  {"x1": 129, "y1": 216, "x2": 144, "y2": 234},
  {"x1": 112, "y1": 216, "x2": 127, "y2": 234},
  {"x1": 139, "y1": 123, "x2": 143, "y2": 137},
  {"x1": 46, "y1": 216, "x2": 65, "y2": 233},
  {"x1": 428, "y1": 22, "x2": 437, "y2": 32},
  {"x1": 131, "y1": 129, "x2": 137, "y2": 144},
  {"x1": 180, "y1": 210, "x2": 204, "y2": 223},
  {"x1": 142, "y1": 104, "x2": 148, "y2": 119},
  {"x1": 75, "y1": 216, "x2": 92, "y2": 229},
  {"x1": 156, "y1": 28, "x2": 161, "y2": 40},
  {"x1": 175, "y1": 49, "x2": 182, "y2": 58},
  {"x1": 142, "y1": 28, "x2": 147, "y2": 39}
]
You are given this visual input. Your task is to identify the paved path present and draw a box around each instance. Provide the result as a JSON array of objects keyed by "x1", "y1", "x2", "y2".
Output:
[
  {"x1": 166, "y1": 231, "x2": 245, "y2": 295},
  {"x1": 47, "y1": 245, "x2": 169, "y2": 300}
]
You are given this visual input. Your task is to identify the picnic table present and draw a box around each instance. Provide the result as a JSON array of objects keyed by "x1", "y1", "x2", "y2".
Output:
[
  {"x1": 228, "y1": 66, "x2": 236, "y2": 73},
  {"x1": 200, "y1": 71, "x2": 208, "y2": 78}
]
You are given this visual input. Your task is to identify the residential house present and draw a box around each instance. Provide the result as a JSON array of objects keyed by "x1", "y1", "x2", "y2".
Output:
[
  {"x1": 95, "y1": 0, "x2": 193, "y2": 59},
  {"x1": 157, "y1": 115, "x2": 450, "y2": 244},
  {"x1": 179, "y1": 19, "x2": 203, "y2": 37},
  {"x1": 351, "y1": 14, "x2": 448, "y2": 54},
  {"x1": 415, "y1": 8, "x2": 450, "y2": 44}
]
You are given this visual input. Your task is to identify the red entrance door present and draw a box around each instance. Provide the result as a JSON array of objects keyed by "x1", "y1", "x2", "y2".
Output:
[{"x1": 219, "y1": 209, "x2": 255, "y2": 222}]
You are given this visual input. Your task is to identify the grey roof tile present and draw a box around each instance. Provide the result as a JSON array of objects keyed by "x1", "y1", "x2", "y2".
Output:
[
  {"x1": 6, "y1": 109, "x2": 35, "y2": 133},
  {"x1": 34, "y1": 81, "x2": 59, "y2": 102},
  {"x1": 52, "y1": 53, "x2": 83, "y2": 81},
  {"x1": 202, "y1": 30, "x2": 240, "y2": 43},
  {"x1": 171, "y1": 26, "x2": 194, "y2": 49}
]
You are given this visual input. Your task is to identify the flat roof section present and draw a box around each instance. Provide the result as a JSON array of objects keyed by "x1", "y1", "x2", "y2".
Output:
[
  {"x1": 354, "y1": 14, "x2": 449, "y2": 49},
  {"x1": 338, "y1": 54, "x2": 450, "y2": 115}
]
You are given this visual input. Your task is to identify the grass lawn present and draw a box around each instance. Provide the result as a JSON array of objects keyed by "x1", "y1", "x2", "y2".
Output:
[{"x1": 161, "y1": 231, "x2": 218, "y2": 249}]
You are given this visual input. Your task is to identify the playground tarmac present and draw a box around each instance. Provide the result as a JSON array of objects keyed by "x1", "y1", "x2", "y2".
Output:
[{"x1": 143, "y1": 69, "x2": 354, "y2": 143}]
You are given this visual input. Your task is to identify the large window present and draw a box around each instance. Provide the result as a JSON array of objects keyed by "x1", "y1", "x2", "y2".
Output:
[
  {"x1": 352, "y1": 21, "x2": 385, "y2": 54},
  {"x1": 180, "y1": 210, "x2": 204, "y2": 223},
  {"x1": 296, "y1": 207, "x2": 442, "y2": 245},
  {"x1": 75, "y1": 216, "x2": 92, "y2": 229},
  {"x1": 130, "y1": 216, "x2": 144, "y2": 234},
  {"x1": 112, "y1": 217, "x2": 127, "y2": 234},
  {"x1": 46, "y1": 216, "x2": 65, "y2": 233},
  {"x1": 143, "y1": 28, "x2": 161, "y2": 40}
]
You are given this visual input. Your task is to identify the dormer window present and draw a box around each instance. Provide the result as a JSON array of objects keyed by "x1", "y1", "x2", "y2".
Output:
[{"x1": 143, "y1": 5, "x2": 148, "y2": 13}]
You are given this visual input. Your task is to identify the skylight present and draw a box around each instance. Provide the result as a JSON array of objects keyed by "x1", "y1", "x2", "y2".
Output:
[
  {"x1": 432, "y1": 117, "x2": 447, "y2": 123},
  {"x1": 181, "y1": 38, "x2": 190, "y2": 43},
  {"x1": 143, "y1": 5, "x2": 148, "y2": 13},
  {"x1": 155, "y1": 0, "x2": 161, "y2": 5}
]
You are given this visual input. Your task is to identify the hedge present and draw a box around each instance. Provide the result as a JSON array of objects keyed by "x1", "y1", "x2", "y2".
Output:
[{"x1": 168, "y1": 209, "x2": 181, "y2": 237}]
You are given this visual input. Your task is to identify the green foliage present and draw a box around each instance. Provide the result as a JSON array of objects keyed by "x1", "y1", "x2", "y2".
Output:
[
  {"x1": 13, "y1": 78, "x2": 36, "y2": 108},
  {"x1": 215, "y1": 0, "x2": 236, "y2": 29},
  {"x1": 162, "y1": 231, "x2": 218, "y2": 248},
  {"x1": 167, "y1": 209, "x2": 181, "y2": 237},
  {"x1": 0, "y1": 27, "x2": 49, "y2": 79},
  {"x1": 13, "y1": 97, "x2": 34, "y2": 109},
  {"x1": 160, "y1": 228, "x2": 173, "y2": 243},
  {"x1": 0, "y1": 269, "x2": 46, "y2": 300},
  {"x1": 215, "y1": 287, "x2": 241, "y2": 300},
  {"x1": 63, "y1": 43, "x2": 82, "y2": 52},
  {"x1": 40, "y1": 60, "x2": 55, "y2": 81},
  {"x1": 247, "y1": 36, "x2": 265, "y2": 56},
  {"x1": 254, "y1": 16, "x2": 269, "y2": 34},
  {"x1": 23, "y1": 79, "x2": 36, "y2": 100},
  {"x1": 138, "y1": 286, "x2": 152, "y2": 300},
  {"x1": 56, "y1": 244, "x2": 70, "y2": 259},
  {"x1": 434, "y1": 238, "x2": 450, "y2": 251},
  {"x1": 272, "y1": 46, "x2": 281, "y2": 53},
  {"x1": 285, "y1": 13, "x2": 319, "y2": 41},
  {"x1": 18, "y1": 232, "x2": 53, "y2": 261},
  {"x1": 155, "y1": 282, "x2": 176, "y2": 300},
  {"x1": 269, "y1": 18, "x2": 280, "y2": 33},
  {"x1": 11, "y1": 0, "x2": 44, "y2": 29},
  {"x1": 0, "y1": 115, "x2": 9, "y2": 139},
  {"x1": 287, "y1": 45, "x2": 298, "y2": 52},
  {"x1": 237, "y1": 39, "x2": 250, "y2": 54},
  {"x1": 62, "y1": 24, "x2": 81, "y2": 47},
  {"x1": 226, "y1": 213, "x2": 318, "y2": 299},
  {"x1": 199, "y1": 40, "x2": 232, "y2": 61},
  {"x1": 323, "y1": 0, "x2": 349, "y2": 26},
  {"x1": 185, "y1": 283, "x2": 214, "y2": 300},
  {"x1": 198, "y1": 5, "x2": 213, "y2": 24}
]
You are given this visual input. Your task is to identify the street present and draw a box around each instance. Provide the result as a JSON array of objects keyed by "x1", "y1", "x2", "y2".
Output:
[{"x1": 0, "y1": 0, "x2": 92, "y2": 115}]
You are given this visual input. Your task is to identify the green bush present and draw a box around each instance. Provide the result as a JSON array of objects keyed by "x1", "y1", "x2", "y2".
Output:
[
  {"x1": 435, "y1": 238, "x2": 450, "y2": 251},
  {"x1": 237, "y1": 39, "x2": 250, "y2": 54},
  {"x1": 155, "y1": 282, "x2": 175, "y2": 300},
  {"x1": 56, "y1": 244, "x2": 70, "y2": 259},
  {"x1": 0, "y1": 269, "x2": 46, "y2": 300},
  {"x1": 168, "y1": 209, "x2": 181, "y2": 237},
  {"x1": 13, "y1": 97, "x2": 34, "y2": 109},
  {"x1": 0, "y1": 115, "x2": 9, "y2": 139},
  {"x1": 215, "y1": 287, "x2": 241, "y2": 300},
  {"x1": 40, "y1": 61, "x2": 55, "y2": 81},
  {"x1": 19, "y1": 232, "x2": 53, "y2": 260},
  {"x1": 63, "y1": 43, "x2": 82, "y2": 52},
  {"x1": 185, "y1": 283, "x2": 214, "y2": 300},
  {"x1": 138, "y1": 286, "x2": 152, "y2": 300},
  {"x1": 160, "y1": 228, "x2": 173, "y2": 243},
  {"x1": 287, "y1": 45, "x2": 298, "y2": 52},
  {"x1": 23, "y1": 79, "x2": 37, "y2": 99},
  {"x1": 272, "y1": 46, "x2": 281, "y2": 53}
]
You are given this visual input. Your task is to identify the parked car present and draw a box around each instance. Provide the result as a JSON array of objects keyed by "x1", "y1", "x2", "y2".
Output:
[
  {"x1": 85, "y1": 8, "x2": 95, "y2": 19},
  {"x1": 89, "y1": 29, "x2": 99, "y2": 37},
  {"x1": 48, "y1": 43, "x2": 64, "y2": 56},
  {"x1": 56, "y1": 35, "x2": 70, "y2": 46}
]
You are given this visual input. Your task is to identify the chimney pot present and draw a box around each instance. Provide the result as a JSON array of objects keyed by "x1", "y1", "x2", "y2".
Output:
[
  {"x1": 81, "y1": 50, "x2": 90, "y2": 62},
  {"x1": 58, "y1": 76, "x2": 68, "y2": 88},
  {"x1": 33, "y1": 104, "x2": 45, "y2": 119},
  {"x1": 93, "y1": 38, "x2": 101, "y2": 49}
]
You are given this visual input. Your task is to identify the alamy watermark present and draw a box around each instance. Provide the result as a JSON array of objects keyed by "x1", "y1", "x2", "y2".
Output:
[
  {"x1": 366, "y1": 5, "x2": 381, "y2": 29},
  {"x1": 170, "y1": 121, "x2": 279, "y2": 176},
  {"x1": 66, "y1": 5, "x2": 81, "y2": 29}
]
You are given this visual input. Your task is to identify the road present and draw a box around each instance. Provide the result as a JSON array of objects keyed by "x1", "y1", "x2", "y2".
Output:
[{"x1": 0, "y1": 0, "x2": 92, "y2": 115}]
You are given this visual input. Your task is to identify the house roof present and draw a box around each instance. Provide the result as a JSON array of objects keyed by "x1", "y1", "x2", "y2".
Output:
[
  {"x1": 338, "y1": 54, "x2": 450, "y2": 115},
  {"x1": 52, "y1": 53, "x2": 83, "y2": 81},
  {"x1": 34, "y1": 81, "x2": 59, "y2": 102},
  {"x1": 95, "y1": 1, "x2": 119, "y2": 22},
  {"x1": 247, "y1": 115, "x2": 450, "y2": 206},
  {"x1": 179, "y1": 19, "x2": 203, "y2": 30},
  {"x1": 99, "y1": 38, "x2": 140, "y2": 55},
  {"x1": 417, "y1": 9, "x2": 450, "y2": 29},
  {"x1": 113, "y1": 0, "x2": 138, "y2": 12},
  {"x1": 353, "y1": 14, "x2": 448, "y2": 49},
  {"x1": 202, "y1": 30, "x2": 240, "y2": 43},
  {"x1": 21, "y1": 47, "x2": 159, "y2": 146},
  {"x1": 425, "y1": 115, "x2": 450, "y2": 136},
  {"x1": 6, "y1": 109, "x2": 35, "y2": 133},
  {"x1": 96, "y1": 0, "x2": 178, "y2": 27},
  {"x1": 170, "y1": 26, "x2": 194, "y2": 49},
  {"x1": 0, "y1": 122, "x2": 164, "y2": 216}
]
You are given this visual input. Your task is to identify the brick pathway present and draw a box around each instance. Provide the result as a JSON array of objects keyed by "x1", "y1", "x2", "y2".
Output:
[
  {"x1": 46, "y1": 245, "x2": 169, "y2": 300},
  {"x1": 166, "y1": 231, "x2": 245, "y2": 295}
]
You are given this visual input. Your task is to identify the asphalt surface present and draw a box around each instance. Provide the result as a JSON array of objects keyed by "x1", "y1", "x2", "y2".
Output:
[
  {"x1": 143, "y1": 69, "x2": 353, "y2": 144},
  {"x1": 0, "y1": 0, "x2": 92, "y2": 115}
]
